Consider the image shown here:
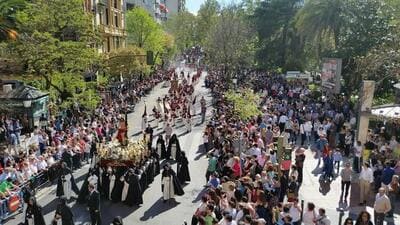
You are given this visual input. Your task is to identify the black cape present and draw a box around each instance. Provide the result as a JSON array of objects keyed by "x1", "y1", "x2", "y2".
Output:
[
  {"x1": 150, "y1": 152, "x2": 161, "y2": 175},
  {"x1": 25, "y1": 204, "x2": 46, "y2": 225},
  {"x1": 101, "y1": 171, "x2": 112, "y2": 199},
  {"x1": 177, "y1": 156, "x2": 191, "y2": 183},
  {"x1": 56, "y1": 168, "x2": 79, "y2": 197},
  {"x1": 124, "y1": 172, "x2": 143, "y2": 206},
  {"x1": 139, "y1": 167, "x2": 148, "y2": 192},
  {"x1": 55, "y1": 203, "x2": 74, "y2": 225},
  {"x1": 156, "y1": 138, "x2": 167, "y2": 159},
  {"x1": 167, "y1": 138, "x2": 181, "y2": 161},
  {"x1": 161, "y1": 169, "x2": 184, "y2": 196},
  {"x1": 111, "y1": 168, "x2": 125, "y2": 203}
]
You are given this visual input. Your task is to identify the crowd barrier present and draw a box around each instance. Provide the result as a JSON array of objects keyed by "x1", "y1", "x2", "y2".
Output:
[{"x1": 0, "y1": 161, "x2": 61, "y2": 223}]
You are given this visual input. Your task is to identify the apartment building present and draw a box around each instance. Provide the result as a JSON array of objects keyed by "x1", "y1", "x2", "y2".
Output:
[
  {"x1": 84, "y1": 0, "x2": 127, "y2": 53},
  {"x1": 126, "y1": 0, "x2": 185, "y2": 22}
]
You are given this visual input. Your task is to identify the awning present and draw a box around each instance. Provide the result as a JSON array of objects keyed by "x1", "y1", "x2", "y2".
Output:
[{"x1": 371, "y1": 104, "x2": 400, "y2": 119}]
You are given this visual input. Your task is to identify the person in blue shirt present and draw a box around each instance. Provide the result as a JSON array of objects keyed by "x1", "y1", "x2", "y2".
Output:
[
  {"x1": 381, "y1": 162, "x2": 395, "y2": 189},
  {"x1": 207, "y1": 172, "x2": 220, "y2": 189},
  {"x1": 315, "y1": 135, "x2": 328, "y2": 167}
]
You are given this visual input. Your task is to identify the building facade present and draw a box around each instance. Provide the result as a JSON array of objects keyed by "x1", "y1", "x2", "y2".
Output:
[
  {"x1": 126, "y1": 0, "x2": 185, "y2": 22},
  {"x1": 84, "y1": 0, "x2": 127, "y2": 53}
]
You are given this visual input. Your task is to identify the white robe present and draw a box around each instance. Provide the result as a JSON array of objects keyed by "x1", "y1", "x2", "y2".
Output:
[
  {"x1": 121, "y1": 176, "x2": 129, "y2": 202},
  {"x1": 109, "y1": 175, "x2": 115, "y2": 200},
  {"x1": 88, "y1": 175, "x2": 98, "y2": 190},
  {"x1": 171, "y1": 143, "x2": 177, "y2": 160},
  {"x1": 162, "y1": 176, "x2": 174, "y2": 200},
  {"x1": 62, "y1": 173, "x2": 72, "y2": 200},
  {"x1": 157, "y1": 143, "x2": 162, "y2": 157}
]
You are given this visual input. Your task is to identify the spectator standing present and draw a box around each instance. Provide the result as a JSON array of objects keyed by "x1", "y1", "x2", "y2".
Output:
[
  {"x1": 340, "y1": 162, "x2": 352, "y2": 202},
  {"x1": 373, "y1": 187, "x2": 391, "y2": 225},
  {"x1": 359, "y1": 162, "x2": 373, "y2": 205},
  {"x1": 302, "y1": 202, "x2": 317, "y2": 225},
  {"x1": 315, "y1": 208, "x2": 331, "y2": 225},
  {"x1": 206, "y1": 154, "x2": 218, "y2": 184},
  {"x1": 333, "y1": 149, "x2": 342, "y2": 175},
  {"x1": 387, "y1": 175, "x2": 399, "y2": 217},
  {"x1": 381, "y1": 162, "x2": 394, "y2": 192}
]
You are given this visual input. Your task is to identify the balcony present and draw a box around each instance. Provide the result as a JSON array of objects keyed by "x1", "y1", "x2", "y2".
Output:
[{"x1": 98, "y1": 24, "x2": 127, "y2": 37}]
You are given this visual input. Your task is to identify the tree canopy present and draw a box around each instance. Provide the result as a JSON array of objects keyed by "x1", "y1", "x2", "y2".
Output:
[
  {"x1": 13, "y1": 0, "x2": 101, "y2": 110},
  {"x1": 126, "y1": 7, "x2": 176, "y2": 65}
]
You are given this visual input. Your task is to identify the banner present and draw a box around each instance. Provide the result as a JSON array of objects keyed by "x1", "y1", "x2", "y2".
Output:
[{"x1": 321, "y1": 58, "x2": 342, "y2": 94}]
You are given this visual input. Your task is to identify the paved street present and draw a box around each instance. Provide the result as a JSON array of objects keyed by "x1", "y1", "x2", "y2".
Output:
[{"x1": 5, "y1": 65, "x2": 212, "y2": 225}]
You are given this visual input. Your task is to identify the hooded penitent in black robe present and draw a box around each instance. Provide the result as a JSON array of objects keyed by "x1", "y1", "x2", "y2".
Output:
[
  {"x1": 177, "y1": 154, "x2": 191, "y2": 184},
  {"x1": 124, "y1": 170, "x2": 143, "y2": 206},
  {"x1": 161, "y1": 167, "x2": 184, "y2": 196},
  {"x1": 76, "y1": 173, "x2": 90, "y2": 204},
  {"x1": 61, "y1": 151, "x2": 73, "y2": 170},
  {"x1": 56, "y1": 167, "x2": 79, "y2": 199},
  {"x1": 76, "y1": 167, "x2": 100, "y2": 204},
  {"x1": 150, "y1": 151, "x2": 161, "y2": 175},
  {"x1": 101, "y1": 168, "x2": 115, "y2": 200},
  {"x1": 111, "y1": 167, "x2": 125, "y2": 202},
  {"x1": 25, "y1": 198, "x2": 46, "y2": 225},
  {"x1": 167, "y1": 134, "x2": 181, "y2": 161},
  {"x1": 145, "y1": 159, "x2": 154, "y2": 185},
  {"x1": 156, "y1": 136, "x2": 167, "y2": 159},
  {"x1": 139, "y1": 165, "x2": 148, "y2": 191},
  {"x1": 55, "y1": 199, "x2": 74, "y2": 225}
]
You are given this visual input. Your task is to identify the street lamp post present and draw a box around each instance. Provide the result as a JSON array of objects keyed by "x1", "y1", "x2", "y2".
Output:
[{"x1": 23, "y1": 99, "x2": 32, "y2": 132}]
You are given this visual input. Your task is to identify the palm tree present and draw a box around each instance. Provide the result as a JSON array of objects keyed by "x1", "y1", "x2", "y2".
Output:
[
  {"x1": 295, "y1": 0, "x2": 344, "y2": 50},
  {"x1": 0, "y1": 0, "x2": 26, "y2": 41}
]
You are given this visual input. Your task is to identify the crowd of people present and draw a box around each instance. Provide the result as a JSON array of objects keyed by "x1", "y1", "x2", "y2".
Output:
[
  {"x1": 1, "y1": 49, "x2": 400, "y2": 225},
  {"x1": 0, "y1": 67, "x2": 179, "y2": 223},
  {"x1": 190, "y1": 67, "x2": 400, "y2": 225}
]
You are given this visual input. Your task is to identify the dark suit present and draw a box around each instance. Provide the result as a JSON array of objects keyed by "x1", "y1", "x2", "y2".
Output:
[{"x1": 87, "y1": 190, "x2": 101, "y2": 225}]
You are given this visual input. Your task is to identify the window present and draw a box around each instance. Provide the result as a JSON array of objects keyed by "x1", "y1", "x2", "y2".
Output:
[
  {"x1": 105, "y1": 8, "x2": 109, "y2": 25},
  {"x1": 114, "y1": 13, "x2": 119, "y2": 27},
  {"x1": 107, "y1": 37, "x2": 111, "y2": 52},
  {"x1": 115, "y1": 37, "x2": 120, "y2": 49},
  {"x1": 114, "y1": 0, "x2": 118, "y2": 9}
]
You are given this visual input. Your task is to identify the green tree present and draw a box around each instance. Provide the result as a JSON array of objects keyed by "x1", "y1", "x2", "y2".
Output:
[
  {"x1": 164, "y1": 11, "x2": 198, "y2": 52},
  {"x1": 0, "y1": 0, "x2": 26, "y2": 41},
  {"x1": 106, "y1": 45, "x2": 149, "y2": 79},
  {"x1": 126, "y1": 7, "x2": 174, "y2": 64},
  {"x1": 295, "y1": 0, "x2": 344, "y2": 59},
  {"x1": 14, "y1": 0, "x2": 101, "y2": 110},
  {"x1": 196, "y1": 0, "x2": 220, "y2": 46},
  {"x1": 126, "y1": 7, "x2": 161, "y2": 49},
  {"x1": 225, "y1": 89, "x2": 261, "y2": 120},
  {"x1": 205, "y1": 5, "x2": 255, "y2": 73},
  {"x1": 252, "y1": 0, "x2": 304, "y2": 71}
]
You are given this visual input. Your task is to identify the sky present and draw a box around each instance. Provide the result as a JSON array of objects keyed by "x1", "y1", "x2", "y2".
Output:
[{"x1": 186, "y1": 0, "x2": 242, "y2": 14}]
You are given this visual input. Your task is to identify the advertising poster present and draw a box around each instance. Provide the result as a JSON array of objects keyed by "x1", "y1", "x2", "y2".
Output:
[{"x1": 321, "y1": 58, "x2": 342, "y2": 94}]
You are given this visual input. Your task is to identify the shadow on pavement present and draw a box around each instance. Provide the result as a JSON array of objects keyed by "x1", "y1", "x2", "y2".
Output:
[
  {"x1": 140, "y1": 198, "x2": 180, "y2": 221},
  {"x1": 192, "y1": 188, "x2": 207, "y2": 203},
  {"x1": 318, "y1": 179, "x2": 331, "y2": 195},
  {"x1": 194, "y1": 145, "x2": 207, "y2": 161}
]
